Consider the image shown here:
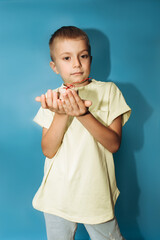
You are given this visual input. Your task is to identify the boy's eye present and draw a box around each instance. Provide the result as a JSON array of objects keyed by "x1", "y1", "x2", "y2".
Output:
[
  {"x1": 63, "y1": 56, "x2": 70, "y2": 61},
  {"x1": 81, "y1": 54, "x2": 89, "y2": 59}
]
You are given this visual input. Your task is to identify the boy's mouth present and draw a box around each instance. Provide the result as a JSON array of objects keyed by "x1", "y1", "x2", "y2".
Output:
[{"x1": 71, "y1": 72, "x2": 83, "y2": 75}]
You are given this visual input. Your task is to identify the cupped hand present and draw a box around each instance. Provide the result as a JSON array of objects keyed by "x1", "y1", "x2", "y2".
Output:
[
  {"x1": 61, "y1": 89, "x2": 92, "y2": 116},
  {"x1": 35, "y1": 89, "x2": 66, "y2": 114},
  {"x1": 35, "y1": 89, "x2": 92, "y2": 116}
]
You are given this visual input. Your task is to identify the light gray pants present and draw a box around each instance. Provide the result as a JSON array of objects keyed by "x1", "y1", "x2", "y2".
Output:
[{"x1": 44, "y1": 213, "x2": 125, "y2": 240}]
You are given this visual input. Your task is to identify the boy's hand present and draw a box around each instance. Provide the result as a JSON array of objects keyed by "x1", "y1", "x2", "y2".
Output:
[
  {"x1": 35, "y1": 89, "x2": 66, "y2": 114},
  {"x1": 35, "y1": 89, "x2": 92, "y2": 116},
  {"x1": 61, "y1": 89, "x2": 92, "y2": 116}
]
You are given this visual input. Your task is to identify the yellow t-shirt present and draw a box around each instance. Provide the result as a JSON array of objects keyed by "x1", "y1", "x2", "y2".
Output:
[{"x1": 32, "y1": 79, "x2": 131, "y2": 224}]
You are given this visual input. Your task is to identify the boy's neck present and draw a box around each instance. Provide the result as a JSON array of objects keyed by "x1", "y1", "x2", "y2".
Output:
[{"x1": 64, "y1": 78, "x2": 91, "y2": 89}]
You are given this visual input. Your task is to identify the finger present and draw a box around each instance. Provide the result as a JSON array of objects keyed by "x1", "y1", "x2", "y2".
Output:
[
  {"x1": 62, "y1": 91, "x2": 71, "y2": 104},
  {"x1": 71, "y1": 90, "x2": 84, "y2": 109},
  {"x1": 61, "y1": 99, "x2": 68, "y2": 114},
  {"x1": 67, "y1": 91, "x2": 80, "y2": 112},
  {"x1": 52, "y1": 91, "x2": 58, "y2": 109},
  {"x1": 66, "y1": 90, "x2": 77, "y2": 103},
  {"x1": 64, "y1": 91, "x2": 78, "y2": 111},
  {"x1": 71, "y1": 90, "x2": 92, "y2": 108},
  {"x1": 35, "y1": 96, "x2": 41, "y2": 102},
  {"x1": 46, "y1": 89, "x2": 53, "y2": 107},
  {"x1": 58, "y1": 88, "x2": 66, "y2": 100},
  {"x1": 61, "y1": 93, "x2": 73, "y2": 113},
  {"x1": 57, "y1": 99, "x2": 65, "y2": 113},
  {"x1": 84, "y1": 100, "x2": 92, "y2": 107},
  {"x1": 41, "y1": 94, "x2": 47, "y2": 108}
]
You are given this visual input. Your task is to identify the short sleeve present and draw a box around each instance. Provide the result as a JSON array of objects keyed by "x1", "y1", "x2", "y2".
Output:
[
  {"x1": 108, "y1": 83, "x2": 131, "y2": 126},
  {"x1": 33, "y1": 107, "x2": 55, "y2": 129}
]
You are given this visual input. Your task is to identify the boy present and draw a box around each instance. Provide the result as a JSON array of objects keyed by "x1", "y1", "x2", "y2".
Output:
[{"x1": 33, "y1": 26, "x2": 131, "y2": 240}]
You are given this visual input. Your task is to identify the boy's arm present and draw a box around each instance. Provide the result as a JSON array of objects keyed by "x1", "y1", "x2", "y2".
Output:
[
  {"x1": 36, "y1": 90, "x2": 69, "y2": 159},
  {"x1": 62, "y1": 89, "x2": 122, "y2": 153},
  {"x1": 41, "y1": 113, "x2": 69, "y2": 159},
  {"x1": 35, "y1": 89, "x2": 92, "y2": 159},
  {"x1": 77, "y1": 114, "x2": 122, "y2": 153}
]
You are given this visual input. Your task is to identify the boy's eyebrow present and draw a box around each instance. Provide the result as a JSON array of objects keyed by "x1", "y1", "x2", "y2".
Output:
[
  {"x1": 59, "y1": 52, "x2": 71, "y2": 56},
  {"x1": 59, "y1": 49, "x2": 89, "y2": 56}
]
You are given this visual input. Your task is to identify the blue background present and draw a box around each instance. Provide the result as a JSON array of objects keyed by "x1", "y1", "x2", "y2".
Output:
[{"x1": 0, "y1": 0, "x2": 160, "y2": 239}]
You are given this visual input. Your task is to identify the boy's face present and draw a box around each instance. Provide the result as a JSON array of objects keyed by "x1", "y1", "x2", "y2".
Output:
[{"x1": 50, "y1": 38, "x2": 91, "y2": 86}]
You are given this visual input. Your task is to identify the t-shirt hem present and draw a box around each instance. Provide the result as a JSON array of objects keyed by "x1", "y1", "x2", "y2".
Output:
[
  {"x1": 32, "y1": 188, "x2": 120, "y2": 225},
  {"x1": 33, "y1": 205, "x2": 115, "y2": 224}
]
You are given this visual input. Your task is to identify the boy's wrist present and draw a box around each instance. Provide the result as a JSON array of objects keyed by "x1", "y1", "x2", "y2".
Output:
[
  {"x1": 77, "y1": 110, "x2": 90, "y2": 118},
  {"x1": 55, "y1": 112, "x2": 68, "y2": 118}
]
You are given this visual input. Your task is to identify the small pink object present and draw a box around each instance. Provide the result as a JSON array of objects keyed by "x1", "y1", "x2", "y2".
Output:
[
  {"x1": 63, "y1": 77, "x2": 91, "y2": 90},
  {"x1": 58, "y1": 77, "x2": 91, "y2": 99}
]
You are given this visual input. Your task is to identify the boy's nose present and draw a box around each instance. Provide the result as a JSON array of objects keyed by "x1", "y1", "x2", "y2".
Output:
[{"x1": 73, "y1": 57, "x2": 81, "y2": 68}]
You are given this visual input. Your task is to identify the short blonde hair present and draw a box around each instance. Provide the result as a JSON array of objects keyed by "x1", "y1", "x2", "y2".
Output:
[{"x1": 49, "y1": 26, "x2": 91, "y2": 61}]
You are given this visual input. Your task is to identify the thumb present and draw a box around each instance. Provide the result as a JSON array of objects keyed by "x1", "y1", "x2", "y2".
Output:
[
  {"x1": 84, "y1": 100, "x2": 92, "y2": 107},
  {"x1": 35, "y1": 96, "x2": 41, "y2": 102}
]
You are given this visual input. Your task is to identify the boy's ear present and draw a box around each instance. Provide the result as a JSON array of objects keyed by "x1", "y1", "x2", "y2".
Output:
[{"x1": 50, "y1": 61, "x2": 59, "y2": 74}]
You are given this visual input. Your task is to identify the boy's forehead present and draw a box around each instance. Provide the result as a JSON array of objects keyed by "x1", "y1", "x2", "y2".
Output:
[{"x1": 51, "y1": 37, "x2": 89, "y2": 52}]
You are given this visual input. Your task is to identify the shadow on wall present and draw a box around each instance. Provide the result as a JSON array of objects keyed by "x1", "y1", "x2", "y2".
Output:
[
  {"x1": 75, "y1": 28, "x2": 153, "y2": 240},
  {"x1": 114, "y1": 82, "x2": 153, "y2": 240},
  {"x1": 85, "y1": 28, "x2": 111, "y2": 81}
]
